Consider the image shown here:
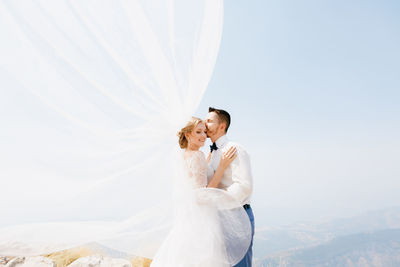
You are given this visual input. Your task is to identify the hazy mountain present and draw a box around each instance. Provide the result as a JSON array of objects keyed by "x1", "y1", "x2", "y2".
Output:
[
  {"x1": 257, "y1": 228, "x2": 400, "y2": 267},
  {"x1": 254, "y1": 206, "x2": 400, "y2": 266}
]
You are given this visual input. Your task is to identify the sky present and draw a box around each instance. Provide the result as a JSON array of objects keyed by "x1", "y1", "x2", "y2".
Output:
[
  {"x1": 195, "y1": 0, "x2": 400, "y2": 227},
  {"x1": 0, "y1": 0, "x2": 399, "y2": 229}
]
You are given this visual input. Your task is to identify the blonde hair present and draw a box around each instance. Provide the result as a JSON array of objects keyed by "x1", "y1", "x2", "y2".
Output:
[{"x1": 178, "y1": 117, "x2": 203, "y2": 149}]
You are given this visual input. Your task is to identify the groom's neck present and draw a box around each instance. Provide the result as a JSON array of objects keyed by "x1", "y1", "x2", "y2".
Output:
[{"x1": 211, "y1": 133, "x2": 225, "y2": 143}]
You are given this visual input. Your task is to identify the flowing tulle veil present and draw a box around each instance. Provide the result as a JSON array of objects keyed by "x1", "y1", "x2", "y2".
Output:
[{"x1": 0, "y1": 0, "x2": 251, "y2": 263}]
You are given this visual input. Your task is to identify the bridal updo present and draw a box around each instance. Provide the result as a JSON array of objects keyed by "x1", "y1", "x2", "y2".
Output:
[{"x1": 178, "y1": 117, "x2": 203, "y2": 149}]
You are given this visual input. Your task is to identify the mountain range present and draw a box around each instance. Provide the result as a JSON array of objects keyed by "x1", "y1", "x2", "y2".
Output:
[{"x1": 254, "y1": 206, "x2": 400, "y2": 267}]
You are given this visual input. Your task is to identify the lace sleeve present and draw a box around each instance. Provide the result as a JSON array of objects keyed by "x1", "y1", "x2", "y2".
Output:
[{"x1": 186, "y1": 151, "x2": 208, "y2": 188}]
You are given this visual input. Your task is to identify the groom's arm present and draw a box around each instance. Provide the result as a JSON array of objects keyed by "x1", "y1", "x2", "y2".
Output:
[{"x1": 226, "y1": 145, "x2": 253, "y2": 204}]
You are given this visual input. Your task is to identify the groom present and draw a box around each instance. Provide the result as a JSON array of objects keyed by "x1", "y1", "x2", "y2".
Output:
[{"x1": 205, "y1": 107, "x2": 255, "y2": 267}]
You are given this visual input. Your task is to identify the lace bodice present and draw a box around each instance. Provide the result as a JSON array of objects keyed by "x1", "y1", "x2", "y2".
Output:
[{"x1": 184, "y1": 150, "x2": 208, "y2": 188}]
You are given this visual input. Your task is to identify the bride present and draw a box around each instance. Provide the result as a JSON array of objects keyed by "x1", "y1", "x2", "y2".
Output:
[
  {"x1": 0, "y1": 0, "x2": 249, "y2": 263},
  {"x1": 150, "y1": 117, "x2": 251, "y2": 267}
]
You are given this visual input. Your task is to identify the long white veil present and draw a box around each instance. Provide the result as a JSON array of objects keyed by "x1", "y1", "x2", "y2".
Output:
[{"x1": 0, "y1": 0, "x2": 251, "y2": 263}]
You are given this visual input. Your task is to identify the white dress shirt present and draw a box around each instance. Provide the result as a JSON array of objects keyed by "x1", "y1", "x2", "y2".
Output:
[{"x1": 207, "y1": 135, "x2": 253, "y2": 205}]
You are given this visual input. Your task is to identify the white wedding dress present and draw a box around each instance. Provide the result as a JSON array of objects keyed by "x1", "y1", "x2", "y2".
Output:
[{"x1": 150, "y1": 150, "x2": 251, "y2": 267}]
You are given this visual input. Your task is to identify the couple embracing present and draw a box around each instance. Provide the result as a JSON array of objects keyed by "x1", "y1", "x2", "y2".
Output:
[{"x1": 151, "y1": 107, "x2": 255, "y2": 267}]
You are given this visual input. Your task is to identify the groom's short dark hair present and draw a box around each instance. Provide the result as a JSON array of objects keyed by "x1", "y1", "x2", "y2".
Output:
[{"x1": 209, "y1": 107, "x2": 231, "y2": 133}]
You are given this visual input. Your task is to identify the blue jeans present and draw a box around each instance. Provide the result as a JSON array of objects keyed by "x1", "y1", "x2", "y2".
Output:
[{"x1": 233, "y1": 206, "x2": 255, "y2": 267}]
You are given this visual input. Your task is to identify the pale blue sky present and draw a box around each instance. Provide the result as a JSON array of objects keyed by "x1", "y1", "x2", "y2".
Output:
[
  {"x1": 0, "y1": 0, "x2": 398, "y2": 228},
  {"x1": 195, "y1": 0, "x2": 400, "y2": 226}
]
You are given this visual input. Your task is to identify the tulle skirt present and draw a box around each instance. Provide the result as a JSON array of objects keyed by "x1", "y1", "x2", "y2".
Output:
[{"x1": 150, "y1": 188, "x2": 252, "y2": 267}]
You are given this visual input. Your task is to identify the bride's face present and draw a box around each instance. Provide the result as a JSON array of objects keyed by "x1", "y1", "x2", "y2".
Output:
[{"x1": 188, "y1": 122, "x2": 207, "y2": 147}]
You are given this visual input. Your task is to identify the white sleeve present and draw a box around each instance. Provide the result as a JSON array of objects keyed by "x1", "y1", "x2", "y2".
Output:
[
  {"x1": 226, "y1": 145, "x2": 253, "y2": 203},
  {"x1": 187, "y1": 151, "x2": 208, "y2": 188}
]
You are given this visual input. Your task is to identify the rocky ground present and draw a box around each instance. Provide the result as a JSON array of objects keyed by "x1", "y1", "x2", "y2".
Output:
[{"x1": 0, "y1": 248, "x2": 152, "y2": 267}]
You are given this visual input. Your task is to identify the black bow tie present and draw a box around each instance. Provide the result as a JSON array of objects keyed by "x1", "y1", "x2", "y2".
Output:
[{"x1": 210, "y1": 142, "x2": 218, "y2": 152}]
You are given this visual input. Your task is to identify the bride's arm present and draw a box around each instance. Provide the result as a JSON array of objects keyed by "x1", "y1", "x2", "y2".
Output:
[
  {"x1": 206, "y1": 152, "x2": 212, "y2": 163},
  {"x1": 206, "y1": 147, "x2": 237, "y2": 188}
]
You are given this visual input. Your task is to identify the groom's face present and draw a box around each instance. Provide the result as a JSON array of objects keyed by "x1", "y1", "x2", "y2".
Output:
[{"x1": 205, "y1": 112, "x2": 221, "y2": 139}]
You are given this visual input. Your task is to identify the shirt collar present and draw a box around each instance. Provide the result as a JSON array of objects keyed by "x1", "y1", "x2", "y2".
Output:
[{"x1": 215, "y1": 135, "x2": 228, "y2": 148}]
